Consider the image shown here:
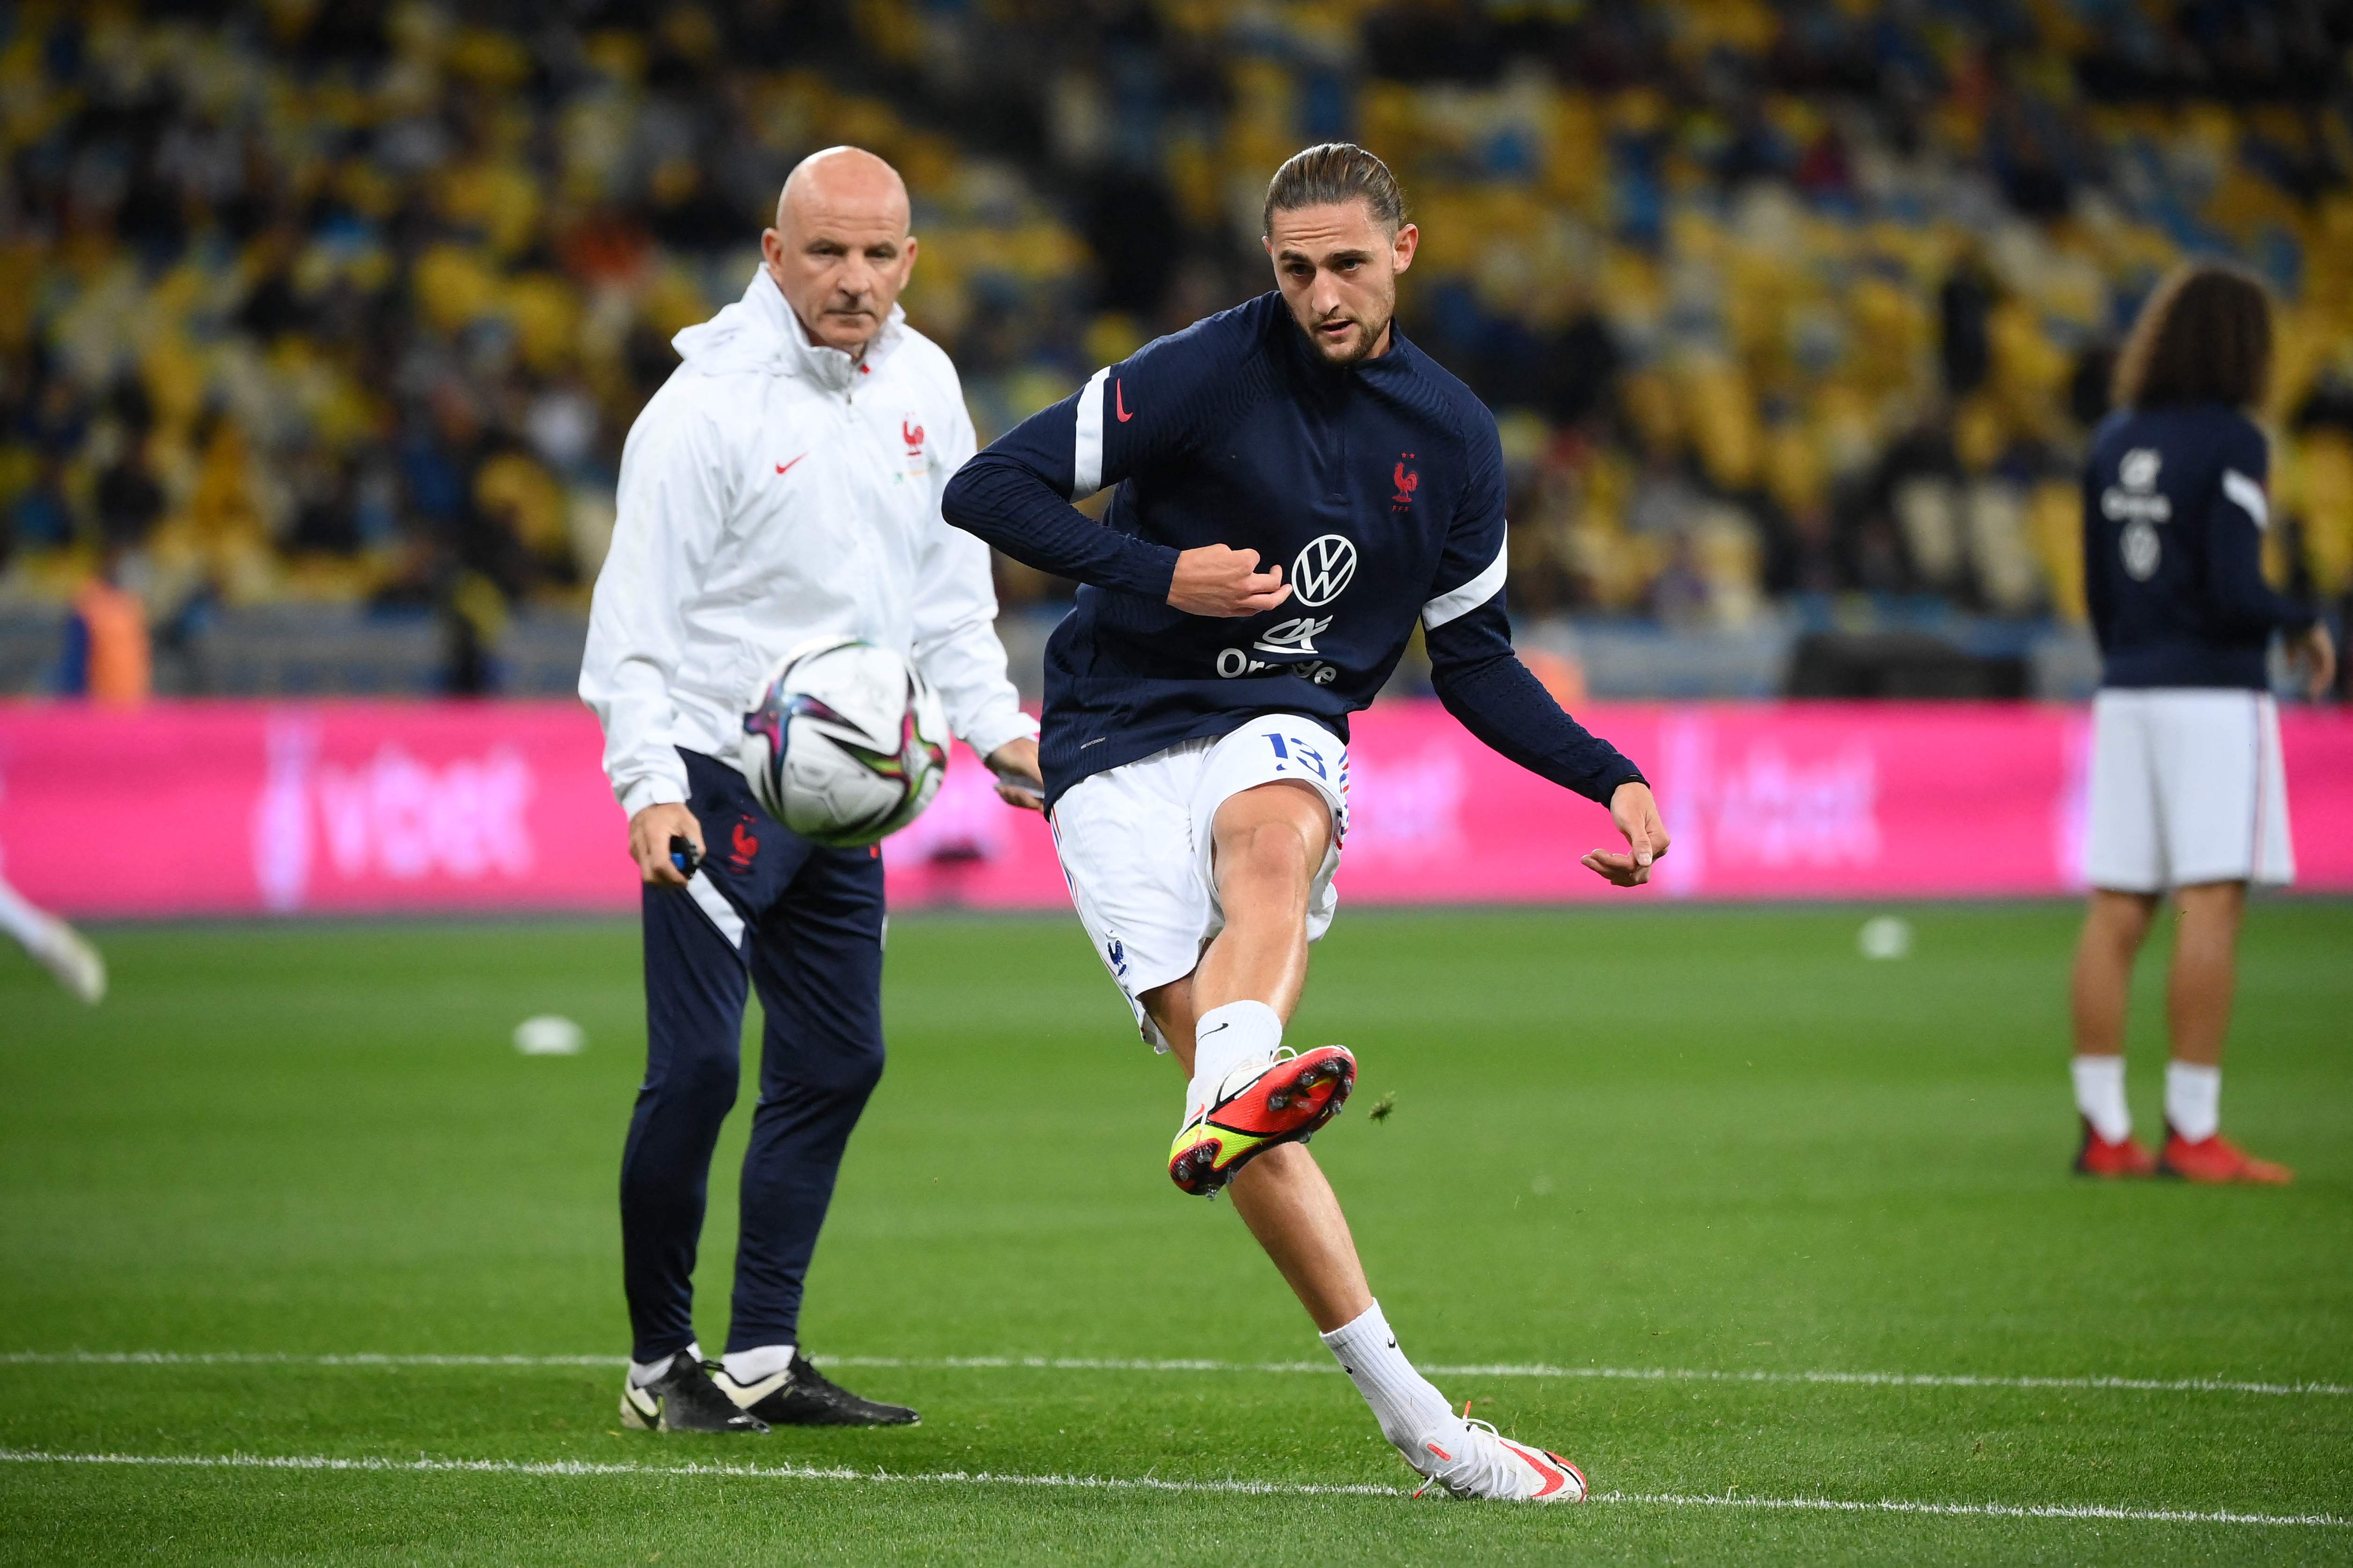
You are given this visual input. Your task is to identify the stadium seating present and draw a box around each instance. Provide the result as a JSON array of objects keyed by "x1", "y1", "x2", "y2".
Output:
[{"x1": 0, "y1": 1, "x2": 2344, "y2": 697}]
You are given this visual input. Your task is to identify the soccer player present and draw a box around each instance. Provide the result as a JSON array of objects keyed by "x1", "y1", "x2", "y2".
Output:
[
  {"x1": 2069, "y1": 263, "x2": 2335, "y2": 1184},
  {"x1": 581, "y1": 147, "x2": 1043, "y2": 1433},
  {"x1": 942, "y1": 144, "x2": 1665, "y2": 1501}
]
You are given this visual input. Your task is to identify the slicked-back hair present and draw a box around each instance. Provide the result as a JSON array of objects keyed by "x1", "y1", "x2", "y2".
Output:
[
  {"x1": 2111, "y1": 263, "x2": 2273, "y2": 411},
  {"x1": 1263, "y1": 143, "x2": 1407, "y2": 237}
]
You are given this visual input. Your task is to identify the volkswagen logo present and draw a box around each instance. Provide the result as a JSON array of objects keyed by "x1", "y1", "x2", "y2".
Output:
[{"x1": 1290, "y1": 534, "x2": 1358, "y2": 607}]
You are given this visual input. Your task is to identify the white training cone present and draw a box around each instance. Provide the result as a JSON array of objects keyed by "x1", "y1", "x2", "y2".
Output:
[{"x1": 513, "y1": 1015, "x2": 587, "y2": 1055}]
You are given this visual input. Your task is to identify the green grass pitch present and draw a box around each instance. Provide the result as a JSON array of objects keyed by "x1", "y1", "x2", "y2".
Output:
[{"x1": 2, "y1": 900, "x2": 2349, "y2": 1565}]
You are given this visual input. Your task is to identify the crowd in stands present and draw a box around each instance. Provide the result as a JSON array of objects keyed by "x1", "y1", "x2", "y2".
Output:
[{"x1": 1, "y1": 0, "x2": 2348, "y2": 696}]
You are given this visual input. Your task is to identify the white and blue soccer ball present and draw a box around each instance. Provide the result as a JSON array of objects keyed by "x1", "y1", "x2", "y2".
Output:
[{"x1": 738, "y1": 637, "x2": 949, "y2": 848}]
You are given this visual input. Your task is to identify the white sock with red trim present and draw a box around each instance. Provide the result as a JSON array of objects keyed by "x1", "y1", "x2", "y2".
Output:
[
  {"x1": 2166, "y1": 1061, "x2": 2222, "y2": 1143},
  {"x1": 1320, "y1": 1299, "x2": 1453, "y2": 1451},
  {"x1": 2072, "y1": 1055, "x2": 2130, "y2": 1144},
  {"x1": 1185, "y1": 1000, "x2": 1282, "y2": 1122}
]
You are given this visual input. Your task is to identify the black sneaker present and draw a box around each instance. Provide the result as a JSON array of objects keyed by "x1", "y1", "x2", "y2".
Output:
[
  {"x1": 710, "y1": 1350, "x2": 920, "y2": 1427},
  {"x1": 619, "y1": 1354, "x2": 769, "y2": 1433}
]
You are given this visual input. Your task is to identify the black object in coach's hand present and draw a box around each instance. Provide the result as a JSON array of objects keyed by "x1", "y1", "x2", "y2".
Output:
[{"x1": 669, "y1": 835, "x2": 702, "y2": 878}]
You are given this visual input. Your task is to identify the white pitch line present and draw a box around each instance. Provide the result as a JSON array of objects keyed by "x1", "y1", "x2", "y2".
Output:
[
  {"x1": 3, "y1": 1350, "x2": 2346, "y2": 1399},
  {"x1": 0, "y1": 1447, "x2": 1391, "y2": 1498},
  {"x1": 0, "y1": 1353, "x2": 624, "y2": 1369},
  {"x1": 1591, "y1": 1490, "x2": 2350, "y2": 1529},
  {"x1": 0, "y1": 1449, "x2": 2342, "y2": 1529}
]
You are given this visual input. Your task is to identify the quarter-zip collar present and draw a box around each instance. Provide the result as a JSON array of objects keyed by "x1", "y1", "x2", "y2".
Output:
[
  {"x1": 1271, "y1": 298, "x2": 1420, "y2": 399},
  {"x1": 672, "y1": 268, "x2": 907, "y2": 391},
  {"x1": 777, "y1": 279, "x2": 907, "y2": 392}
]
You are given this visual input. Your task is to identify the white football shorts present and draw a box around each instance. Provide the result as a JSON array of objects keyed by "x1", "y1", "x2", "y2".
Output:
[
  {"x1": 1048, "y1": 713, "x2": 1350, "y2": 1050},
  {"x1": 2084, "y1": 688, "x2": 2294, "y2": 893}
]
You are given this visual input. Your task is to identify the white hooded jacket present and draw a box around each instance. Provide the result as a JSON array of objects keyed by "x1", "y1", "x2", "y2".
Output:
[{"x1": 580, "y1": 269, "x2": 1035, "y2": 818}]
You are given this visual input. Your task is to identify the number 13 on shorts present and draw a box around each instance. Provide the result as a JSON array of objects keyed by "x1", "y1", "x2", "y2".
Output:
[
  {"x1": 1247, "y1": 717, "x2": 1349, "y2": 843},
  {"x1": 1265, "y1": 730, "x2": 1331, "y2": 781}
]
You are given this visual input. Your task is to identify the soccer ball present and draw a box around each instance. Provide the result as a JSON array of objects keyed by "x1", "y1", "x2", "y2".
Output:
[{"x1": 738, "y1": 637, "x2": 949, "y2": 848}]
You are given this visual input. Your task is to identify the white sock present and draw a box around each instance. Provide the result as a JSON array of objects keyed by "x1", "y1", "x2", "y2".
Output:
[
  {"x1": 2166, "y1": 1062, "x2": 2222, "y2": 1143},
  {"x1": 0, "y1": 874, "x2": 49, "y2": 949},
  {"x1": 629, "y1": 1340, "x2": 701, "y2": 1388},
  {"x1": 721, "y1": 1343, "x2": 795, "y2": 1385},
  {"x1": 1319, "y1": 1300, "x2": 1454, "y2": 1451},
  {"x1": 2071, "y1": 1055, "x2": 2130, "y2": 1144},
  {"x1": 1185, "y1": 1000, "x2": 1284, "y2": 1121}
]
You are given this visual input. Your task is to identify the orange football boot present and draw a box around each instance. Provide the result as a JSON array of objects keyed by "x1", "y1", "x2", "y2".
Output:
[{"x1": 2159, "y1": 1128, "x2": 2293, "y2": 1185}]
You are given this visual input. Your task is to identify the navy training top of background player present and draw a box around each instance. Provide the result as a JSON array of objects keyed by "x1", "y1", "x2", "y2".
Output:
[
  {"x1": 943, "y1": 292, "x2": 1643, "y2": 810},
  {"x1": 2082, "y1": 402, "x2": 2317, "y2": 691}
]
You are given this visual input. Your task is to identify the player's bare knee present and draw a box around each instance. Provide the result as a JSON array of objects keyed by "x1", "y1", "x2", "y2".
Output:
[
  {"x1": 2174, "y1": 880, "x2": 2246, "y2": 919},
  {"x1": 1214, "y1": 788, "x2": 1328, "y2": 887},
  {"x1": 2088, "y1": 889, "x2": 2158, "y2": 947},
  {"x1": 1232, "y1": 818, "x2": 1316, "y2": 881}
]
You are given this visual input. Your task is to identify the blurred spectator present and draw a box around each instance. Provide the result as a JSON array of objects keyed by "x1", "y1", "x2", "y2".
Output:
[
  {"x1": 62, "y1": 548, "x2": 151, "y2": 705},
  {"x1": 1941, "y1": 251, "x2": 1998, "y2": 401},
  {"x1": 0, "y1": 0, "x2": 2341, "y2": 663},
  {"x1": 94, "y1": 451, "x2": 164, "y2": 551}
]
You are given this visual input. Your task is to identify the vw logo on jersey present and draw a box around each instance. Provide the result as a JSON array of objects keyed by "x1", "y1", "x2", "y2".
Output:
[{"x1": 1290, "y1": 534, "x2": 1358, "y2": 607}]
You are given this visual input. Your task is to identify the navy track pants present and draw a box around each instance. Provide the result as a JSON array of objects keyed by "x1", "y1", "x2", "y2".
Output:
[{"x1": 620, "y1": 748, "x2": 886, "y2": 1363}]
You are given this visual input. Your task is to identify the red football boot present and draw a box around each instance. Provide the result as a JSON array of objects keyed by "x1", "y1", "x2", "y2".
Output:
[
  {"x1": 2159, "y1": 1127, "x2": 2293, "y2": 1185},
  {"x1": 2073, "y1": 1118, "x2": 2156, "y2": 1179},
  {"x1": 1166, "y1": 1045, "x2": 1355, "y2": 1196}
]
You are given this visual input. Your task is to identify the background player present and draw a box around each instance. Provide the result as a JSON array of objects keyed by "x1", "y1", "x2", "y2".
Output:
[
  {"x1": 581, "y1": 147, "x2": 1042, "y2": 1433},
  {"x1": 2069, "y1": 263, "x2": 2335, "y2": 1185},
  {"x1": 944, "y1": 143, "x2": 1665, "y2": 1502}
]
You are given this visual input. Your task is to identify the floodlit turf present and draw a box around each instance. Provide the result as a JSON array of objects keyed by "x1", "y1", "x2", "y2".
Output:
[{"x1": 2, "y1": 900, "x2": 2349, "y2": 1565}]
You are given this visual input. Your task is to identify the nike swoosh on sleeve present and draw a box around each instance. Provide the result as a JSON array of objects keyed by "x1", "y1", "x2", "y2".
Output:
[
  {"x1": 776, "y1": 454, "x2": 807, "y2": 476},
  {"x1": 1116, "y1": 379, "x2": 1133, "y2": 422}
]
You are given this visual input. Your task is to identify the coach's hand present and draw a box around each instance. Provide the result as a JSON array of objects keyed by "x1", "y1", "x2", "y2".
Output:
[
  {"x1": 630, "y1": 802, "x2": 705, "y2": 887},
  {"x1": 2290, "y1": 621, "x2": 2337, "y2": 700},
  {"x1": 986, "y1": 737, "x2": 1046, "y2": 811},
  {"x1": 1169, "y1": 545, "x2": 1292, "y2": 617},
  {"x1": 1581, "y1": 781, "x2": 1669, "y2": 888}
]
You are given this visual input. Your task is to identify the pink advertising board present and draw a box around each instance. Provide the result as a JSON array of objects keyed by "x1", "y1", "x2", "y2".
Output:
[{"x1": 0, "y1": 700, "x2": 2346, "y2": 919}]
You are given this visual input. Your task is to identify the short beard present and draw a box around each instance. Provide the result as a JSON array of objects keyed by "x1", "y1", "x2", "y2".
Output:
[{"x1": 1301, "y1": 308, "x2": 1391, "y2": 367}]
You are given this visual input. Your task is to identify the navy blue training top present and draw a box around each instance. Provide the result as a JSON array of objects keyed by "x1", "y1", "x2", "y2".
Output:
[
  {"x1": 2083, "y1": 403, "x2": 2316, "y2": 690},
  {"x1": 941, "y1": 292, "x2": 1643, "y2": 810}
]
